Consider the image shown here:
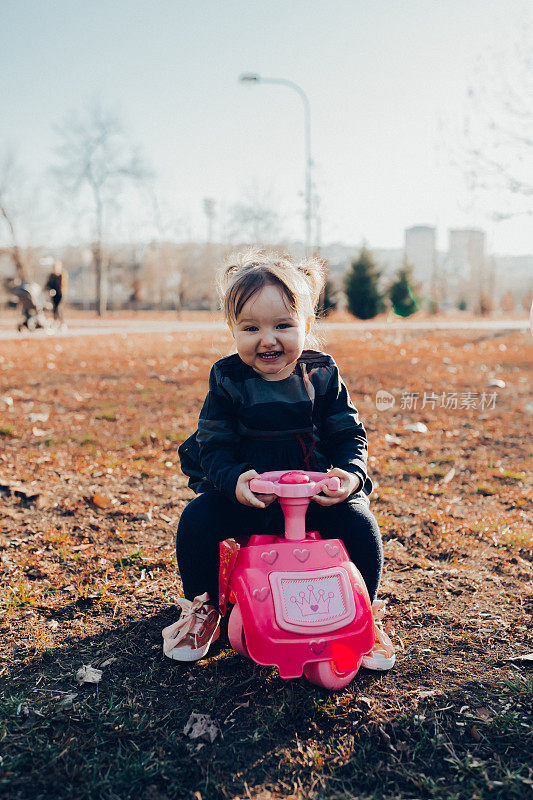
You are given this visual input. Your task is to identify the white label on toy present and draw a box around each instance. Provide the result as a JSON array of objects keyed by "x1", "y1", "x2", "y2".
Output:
[{"x1": 269, "y1": 567, "x2": 356, "y2": 633}]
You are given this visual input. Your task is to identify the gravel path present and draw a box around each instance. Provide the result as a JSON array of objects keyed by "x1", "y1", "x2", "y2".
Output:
[{"x1": 0, "y1": 317, "x2": 528, "y2": 340}]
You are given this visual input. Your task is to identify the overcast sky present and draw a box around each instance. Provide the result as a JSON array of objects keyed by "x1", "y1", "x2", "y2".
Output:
[{"x1": 1, "y1": 0, "x2": 531, "y2": 254}]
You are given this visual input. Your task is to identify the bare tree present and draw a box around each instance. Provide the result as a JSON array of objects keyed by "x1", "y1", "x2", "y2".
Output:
[
  {"x1": 462, "y1": 23, "x2": 533, "y2": 221},
  {"x1": 53, "y1": 103, "x2": 150, "y2": 316},
  {"x1": 0, "y1": 150, "x2": 29, "y2": 279},
  {"x1": 225, "y1": 184, "x2": 283, "y2": 245}
]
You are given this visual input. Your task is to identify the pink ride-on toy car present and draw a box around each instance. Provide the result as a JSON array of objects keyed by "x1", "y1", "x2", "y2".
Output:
[{"x1": 224, "y1": 470, "x2": 375, "y2": 690}]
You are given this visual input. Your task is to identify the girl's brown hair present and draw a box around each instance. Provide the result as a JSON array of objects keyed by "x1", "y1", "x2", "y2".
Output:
[{"x1": 218, "y1": 248, "x2": 327, "y2": 330}]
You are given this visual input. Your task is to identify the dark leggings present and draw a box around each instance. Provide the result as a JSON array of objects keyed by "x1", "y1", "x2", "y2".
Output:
[{"x1": 176, "y1": 491, "x2": 383, "y2": 611}]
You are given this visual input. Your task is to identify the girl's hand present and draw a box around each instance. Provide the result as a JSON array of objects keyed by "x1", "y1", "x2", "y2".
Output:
[
  {"x1": 312, "y1": 468, "x2": 362, "y2": 506},
  {"x1": 235, "y1": 469, "x2": 277, "y2": 509}
]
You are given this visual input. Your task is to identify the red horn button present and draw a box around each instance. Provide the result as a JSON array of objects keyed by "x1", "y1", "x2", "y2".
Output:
[{"x1": 279, "y1": 471, "x2": 310, "y2": 484}]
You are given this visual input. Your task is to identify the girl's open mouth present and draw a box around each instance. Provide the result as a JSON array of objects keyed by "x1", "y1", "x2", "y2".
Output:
[{"x1": 258, "y1": 351, "x2": 283, "y2": 361}]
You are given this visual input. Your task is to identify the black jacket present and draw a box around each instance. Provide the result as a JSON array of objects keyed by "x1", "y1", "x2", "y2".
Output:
[{"x1": 178, "y1": 350, "x2": 372, "y2": 502}]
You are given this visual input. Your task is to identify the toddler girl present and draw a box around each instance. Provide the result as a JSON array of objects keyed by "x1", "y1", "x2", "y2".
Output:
[{"x1": 163, "y1": 249, "x2": 395, "y2": 671}]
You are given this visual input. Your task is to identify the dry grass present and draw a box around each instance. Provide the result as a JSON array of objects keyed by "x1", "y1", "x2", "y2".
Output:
[{"x1": 0, "y1": 324, "x2": 531, "y2": 799}]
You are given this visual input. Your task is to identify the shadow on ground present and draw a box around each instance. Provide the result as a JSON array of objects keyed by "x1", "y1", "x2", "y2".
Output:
[{"x1": 2, "y1": 604, "x2": 531, "y2": 800}]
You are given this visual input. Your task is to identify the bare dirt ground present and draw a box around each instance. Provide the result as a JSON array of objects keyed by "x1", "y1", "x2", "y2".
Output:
[{"x1": 0, "y1": 324, "x2": 531, "y2": 800}]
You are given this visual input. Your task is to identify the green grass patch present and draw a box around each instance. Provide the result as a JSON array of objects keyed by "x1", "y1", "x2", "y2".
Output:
[
  {"x1": 374, "y1": 513, "x2": 396, "y2": 534},
  {"x1": 429, "y1": 462, "x2": 449, "y2": 478},
  {"x1": 78, "y1": 436, "x2": 98, "y2": 447},
  {"x1": 492, "y1": 469, "x2": 527, "y2": 482},
  {"x1": 164, "y1": 431, "x2": 185, "y2": 443},
  {"x1": 113, "y1": 549, "x2": 168, "y2": 572},
  {"x1": 475, "y1": 482, "x2": 498, "y2": 496},
  {"x1": 0, "y1": 424, "x2": 18, "y2": 438},
  {"x1": 0, "y1": 583, "x2": 40, "y2": 616},
  {"x1": 115, "y1": 548, "x2": 145, "y2": 568},
  {"x1": 94, "y1": 411, "x2": 117, "y2": 422},
  {"x1": 501, "y1": 527, "x2": 533, "y2": 550},
  {"x1": 379, "y1": 462, "x2": 402, "y2": 476},
  {"x1": 126, "y1": 432, "x2": 160, "y2": 447},
  {"x1": 133, "y1": 430, "x2": 183, "y2": 445},
  {"x1": 0, "y1": 665, "x2": 531, "y2": 800},
  {"x1": 404, "y1": 463, "x2": 448, "y2": 480}
]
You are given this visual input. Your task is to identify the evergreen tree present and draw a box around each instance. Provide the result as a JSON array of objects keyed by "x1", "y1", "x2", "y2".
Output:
[
  {"x1": 388, "y1": 264, "x2": 419, "y2": 317},
  {"x1": 344, "y1": 248, "x2": 384, "y2": 319},
  {"x1": 318, "y1": 278, "x2": 337, "y2": 317}
]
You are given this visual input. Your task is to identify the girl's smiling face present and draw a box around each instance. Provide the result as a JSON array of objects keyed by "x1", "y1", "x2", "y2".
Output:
[{"x1": 231, "y1": 283, "x2": 309, "y2": 380}]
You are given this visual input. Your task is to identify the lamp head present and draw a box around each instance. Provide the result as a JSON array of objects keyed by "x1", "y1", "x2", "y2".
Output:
[{"x1": 239, "y1": 73, "x2": 261, "y2": 83}]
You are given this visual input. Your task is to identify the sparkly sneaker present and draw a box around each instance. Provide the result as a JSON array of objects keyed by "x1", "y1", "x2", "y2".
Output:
[
  {"x1": 361, "y1": 599, "x2": 396, "y2": 671},
  {"x1": 162, "y1": 592, "x2": 221, "y2": 662}
]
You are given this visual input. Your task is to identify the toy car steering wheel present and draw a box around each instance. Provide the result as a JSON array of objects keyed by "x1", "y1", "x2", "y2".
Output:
[
  {"x1": 249, "y1": 471, "x2": 341, "y2": 540},
  {"x1": 249, "y1": 470, "x2": 340, "y2": 498}
]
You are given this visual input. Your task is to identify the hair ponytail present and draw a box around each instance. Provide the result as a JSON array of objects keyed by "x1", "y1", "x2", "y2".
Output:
[
  {"x1": 296, "y1": 256, "x2": 327, "y2": 312},
  {"x1": 218, "y1": 248, "x2": 327, "y2": 335}
]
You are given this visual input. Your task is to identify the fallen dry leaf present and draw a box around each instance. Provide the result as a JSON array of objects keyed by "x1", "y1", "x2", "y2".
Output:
[
  {"x1": 59, "y1": 692, "x2": 78, "y2": 709},
  {"x1": 506, "y1": 653, "x2": 533, "y2": 664},
  {"x1": 75, "y1": 665, "x2": 103, "y2": 685},
  {"x1": 441, "y1": 467, "x2": 456, "y2": 484},
  {"x1": 404, "y1": 422, "x2": 428, "y2": 433},
  {"x1": 32, "y1": 426, "x2": 50, "y2": 437},
  {"x1": 183, "y1": 712, "x2": 220, "y2": 743},
  {"x1": 91, "y1": 493, "x2": 114, "y2": 509},
  {"x1": 28, "y1": 412, "x2": 49, "y2": 423}
]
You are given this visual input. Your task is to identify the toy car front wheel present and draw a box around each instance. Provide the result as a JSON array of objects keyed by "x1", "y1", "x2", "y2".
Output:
[
  {"x1": 304, "y1": 660, "x2": 359, "y2": 690},
  {"x1": 228, "y1": 604, "x2": 249, "y2": 658}
]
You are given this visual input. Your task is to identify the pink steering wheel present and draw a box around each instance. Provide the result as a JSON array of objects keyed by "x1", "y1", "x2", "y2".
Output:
[
  {"x1": 249, "y1": 471, "x2": 341, "y2": 540},
  {"x1": 249, "y1": 470, "x2": 340, "y2": 497}
]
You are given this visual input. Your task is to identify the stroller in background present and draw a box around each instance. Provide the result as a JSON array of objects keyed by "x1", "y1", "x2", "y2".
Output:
[{"x1": 4, "y1": 279, "x2": 51, "y2": 332}]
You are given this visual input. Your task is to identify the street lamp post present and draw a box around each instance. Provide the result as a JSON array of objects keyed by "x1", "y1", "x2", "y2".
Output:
[{"x1": 239, "y1": 73, "x2": 312, "y2": 254}]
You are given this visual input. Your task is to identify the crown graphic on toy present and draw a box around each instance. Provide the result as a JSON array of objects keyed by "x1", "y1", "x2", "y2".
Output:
[{"x1": 290, "y1": 585, "x2": 335, "y2": 616}]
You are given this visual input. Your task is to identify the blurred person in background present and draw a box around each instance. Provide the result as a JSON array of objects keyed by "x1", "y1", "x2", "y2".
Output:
[{"x1": 45, "y1": 259, "x2": 68, "y2": 325}]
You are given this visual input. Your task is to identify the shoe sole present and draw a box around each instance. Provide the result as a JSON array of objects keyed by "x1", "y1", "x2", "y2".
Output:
[
  {"x1": 164, "y1": 626, "x2": 221, "y2": 662},
  {"x1": 361, "y1": 652, "x2": 395, "y2": 671}
]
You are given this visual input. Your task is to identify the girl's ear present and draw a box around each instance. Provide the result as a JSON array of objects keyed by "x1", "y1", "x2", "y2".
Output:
[{"x1": 305, "y1": 317, "x2": 314, "y2": 336}]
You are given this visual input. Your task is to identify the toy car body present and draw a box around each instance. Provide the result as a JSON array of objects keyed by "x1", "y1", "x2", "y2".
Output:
[{"x1": 225, "y1": 471, "x2": 375, "y2": 689}]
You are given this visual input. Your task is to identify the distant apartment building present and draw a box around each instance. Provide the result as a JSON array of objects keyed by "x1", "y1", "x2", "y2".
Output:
[
  {"x1": 404, "y1": 226, "x2": 437, "y2": 287},
  {"x1": 492, "y1": 254, "x2": 533, "y2": 310},
  {"x1": 447, "y1": 228, "x2": 488, "y2": 311},
  {"x1": 448, "y1": 228, "x2": 486, "y2": 275},
  {"x1": 2, "y1": 230, "x2": 530, "y2": 312}
]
